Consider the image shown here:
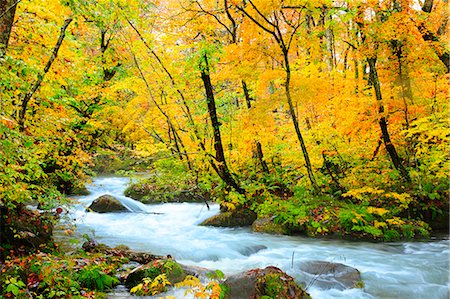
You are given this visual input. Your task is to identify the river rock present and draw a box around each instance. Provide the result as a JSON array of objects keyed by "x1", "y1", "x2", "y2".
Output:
[
  {"x1": 225, "y1": 266, "x2": 311, "y2": 299},
  {"x1": 200, "y1": 209, "x2": 257, "y2": 227},
  {"x1": 237, "y1": 245, "x2": 267, "y2": 256},
  {"x1": 125, "y1": 259, "x2": 186, "y2": 288},
  {"x1": 180, "y1": 264, "x2": 215, "y2": 279},
  {"x1": 87, "y1": 194, "x2": 128, "y2": 213},
  {"x1": 299, "y1": 260, "x2": 363, "y2": 290},
  {"x1": 252, "y1": 217, "x2": 289, "y2": 235}
]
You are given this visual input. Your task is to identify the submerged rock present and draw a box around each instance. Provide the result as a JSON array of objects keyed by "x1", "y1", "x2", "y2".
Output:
[
  {"x1": 225, "y1": 266, "x2": 311, "y2": 299},
  {"x1": 200, "y1": 209, "x2": 257, "y2": 227},
  {"x1": 252, "y1": 217, "x2": 290, "y2": 235},
  {"x1": 237, "y1": 245, "x2": 268, "y2": 256},
  {"x1": 299, "y1": 260, "x2": 363, "y2": 290},
  {"x1": 87, "y1": 194, "x2": 128, "y2": 213}
]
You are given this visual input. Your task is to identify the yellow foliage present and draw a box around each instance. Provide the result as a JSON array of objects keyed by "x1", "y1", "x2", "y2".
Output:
[
  {"x1": 386, "y1": 217, "x2": 405, "y2": 226},
  {"x1": 367, "y1": 207, "x2": 389, "y2": 216}
]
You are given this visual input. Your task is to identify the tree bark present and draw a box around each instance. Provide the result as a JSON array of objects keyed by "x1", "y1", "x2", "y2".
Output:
[
  {"x1": 255, "y1": 140, "x2": 269, "y2": 173},
  {"x1": 18, "y1": 18, "x2": 72, "y2": 131},
  {"x1": 0, "y1": 0, "x2": 18, "y2": 57},
  {"x1": 419, "y1": 0, "x2": 449, "y2": 72},
  {"x1": 367, "y1": 57, "x2": 411, "y2": 183},
  {"x1": 283, "y1": 48, "x2": 319, "y2": 191},
  {"x1": 201, "y1": 55, "x2": 244, "y2": 194}
]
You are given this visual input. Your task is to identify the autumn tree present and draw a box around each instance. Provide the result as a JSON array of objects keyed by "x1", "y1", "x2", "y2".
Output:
[{"x1": 237, "y1": 0, "x2": 319, "y2": 190}]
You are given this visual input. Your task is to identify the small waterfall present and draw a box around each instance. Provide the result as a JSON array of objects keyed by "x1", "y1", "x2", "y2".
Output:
[{"x1": 116, "y1": 195, "x2": 150, "y2": 213}]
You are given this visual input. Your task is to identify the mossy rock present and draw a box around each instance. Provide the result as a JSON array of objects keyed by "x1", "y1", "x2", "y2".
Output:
[
  {"x1": 125, "y1": 259, "x2": 185, "y2": 288},
  {"x1": 252, "y1": 217, "x2": 289, "y2": 235},
  {"x1": 69, "y1": 183, "x2": 90, "y2": 196},
  {"x1": 125, "y1": 264, "x2": 162, "y2": 288},
  {"x1": 225, "y1": 266, "x2": 311, "y2": 299},
  {"x1": 200, "y1": 209, "x2": 257, "y2": 227},
  {"x1": 125, "y1": 183, "x2": 206, "y2": 204},
  {"x1": 87, "y1": 194, "x2": 128, "y2": 213},
  {"x1": 162, "y1": 259, "x2": 186, "y2": 283}
]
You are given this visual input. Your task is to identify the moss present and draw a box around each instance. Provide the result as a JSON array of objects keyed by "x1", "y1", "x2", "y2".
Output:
[
  {"x1": 256, "y1": 271, "x2": 311, "y2": 299},
  {"x1": 125, "y1": 266, "x2": 162, "y2": 288},
  {"x1": 354, "y1": 281, "x2": 365, "y2": 289},
  {"x1": 252, "y1": 218, "x2": 289, "y2": 235},
  {"x1": 163, "y1": 260, "x2": 186, "y2": 284},
  {"x1": 258, "y1": 273, "x2": 284, "y2": 297}
]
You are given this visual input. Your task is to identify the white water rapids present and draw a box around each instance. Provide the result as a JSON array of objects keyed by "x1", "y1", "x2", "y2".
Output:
[{"x1": 57, "y1": 177, "x2": 449, "y2": 299}]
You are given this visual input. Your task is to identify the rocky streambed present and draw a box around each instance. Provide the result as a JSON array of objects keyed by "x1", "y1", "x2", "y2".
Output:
[{"x1": 55, "y1": 177, "x2": 449, "y2": 299}]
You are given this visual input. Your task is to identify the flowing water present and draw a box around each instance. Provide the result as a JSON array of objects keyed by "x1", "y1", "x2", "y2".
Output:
[{"x1": 57, "y1": 177, "x2": 449, "y2": 299}]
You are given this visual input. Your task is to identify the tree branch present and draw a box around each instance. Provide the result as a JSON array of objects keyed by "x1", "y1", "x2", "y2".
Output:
[{"x1": 18, "y1": 18, "x2": 72, "y2": 130}]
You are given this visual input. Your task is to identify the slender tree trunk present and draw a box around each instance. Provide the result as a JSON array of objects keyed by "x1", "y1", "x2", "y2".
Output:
[
  {"x1": 201, "y1": 55, "x2": 244, "y2": 194},
  {"x1": 367, "y1": 57, "x2": 411, "y2": 183},
  {"x1": 241, "y1": 80, "x2": 252, "y2": 109},
  {"x1": 132, "y1": 52, "x2": 192, "y2": 171},
  {"x1": 283, "y1": 49, "x2": 319, "y2": 191},
  {"x1": 0, "y1": 0, "x2": 17, "y2": 57},
  {"x1": 18, "y1": 18, "x2": 72, "y2": 131},
  {"x1": 242, "y1": 79, "x2": 269, "y2": 173},
  {"x1": 255, "y1": 140, "x2": 269, "y2": 173},
  {"x1": 323, "y1": 6, "x2": 334, "y2": 71}
]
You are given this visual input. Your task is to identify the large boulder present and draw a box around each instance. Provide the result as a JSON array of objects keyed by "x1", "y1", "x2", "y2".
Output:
[
  {"x1": 200, "y1": 209, "x2": 257, "y2": 227},
  {"x1": 87, "y1": 195, "x2": 128, "y2": 213},
  {"x1": 252, "y1": 217, "x2": 289, "y2": 235},
  {"x1": 225, "y1": 266, "x2": 311, "y2": 299},
  {"x1": 298, "y1": 260, "x2": 363, "y2": 290}
]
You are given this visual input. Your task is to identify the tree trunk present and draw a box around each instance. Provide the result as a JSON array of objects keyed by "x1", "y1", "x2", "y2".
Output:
[
  {"x1": 255, "y1": 140, "x2": 269, "y2": 173},
  {"x1": 18, "y1": 18, "x2": 72, "y2": 131},
  {"x1": 0, "y1": 0, "x2": 17, "y2": 57},
  {"x1": 241, "y1": 80, "x2": 252, "y2": 109},
  {"x1": 242, "y1": 80, "x2": 269, "y2": 174},
  {"x1": 283, "y1": 49, "x2": 319, "y2": 191},
  {"x1": 367, "y1": 57, "x2": 411, "y2": 183},
  {"x1": 201, "y1": 55, "x2": 244, "y2": 194}
]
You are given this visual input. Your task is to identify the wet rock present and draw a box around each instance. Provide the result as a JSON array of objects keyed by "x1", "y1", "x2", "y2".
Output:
[
  {"x1": 125, "y1": 182, "x2": 208, "y2": 203},
  {"x1": 200, "y1": 209, "x2": 257, "y2": 227},
  {"x1": 252, "y1": 217, "x2": 289, "y2": 235},
  {"x1": 238, "y1": 245, "x2": 267, "y2": 256},
  {"x1": 299, "y1": 260, "x2": 363, "y2": 290},
  {"x1": 87, "y1": 194, "x2": 128, "y2": 213},
  {"x1": 125, "y1": 259, "x2": 185, "y2": 289},
  {"x1": 225, "y1": 266, "x2": 311, "y2": 299},
  {"x1": 180, "y1": 264, "x2": 214, "y2": 279}
]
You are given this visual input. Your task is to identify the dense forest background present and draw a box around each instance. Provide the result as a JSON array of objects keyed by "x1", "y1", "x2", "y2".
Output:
[{"x1": 1, "y1": 0, "x2": 448, "y2": 244}]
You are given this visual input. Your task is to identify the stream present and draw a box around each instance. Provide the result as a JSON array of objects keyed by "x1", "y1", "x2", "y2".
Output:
[{"x1": 56, "y1": 177, "x2": 449, "y2": 299}]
